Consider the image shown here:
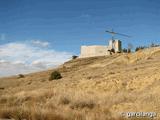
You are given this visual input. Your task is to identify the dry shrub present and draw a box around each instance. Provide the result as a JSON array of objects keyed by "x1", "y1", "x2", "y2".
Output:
[
  {"x1": 0, "y1": 97, "x2": 7, "y2": 104},
  {"x1": 0, "y1": 106, "x2": 67, "y2": 120},
  {"x1": 0, "y1": 87, "x2": 149, "y2": 120},
  {"x1": 0, "y1": 106, "x2": 30, "y2": 120},
  {"x1": 58, "y1": 96, "x2": 70, "y2": 105},
  {"x1": 0, "y1": 87, "x2": 5, "y2": 90},
  {"x1": 31, "y1": 108, "x2": 67, "y2": 120},
  {"x1": 0, "y1": 90, "x2": 140, "y2": 120},
  {"x1": 70, "y1": 99, "x2": 95, "y2": 109},
  {"x1": 109, "y1": 72, "x2": 115, "y2": 74},
  {"x1": 0, "y1": 107, "x2": 12, "y2": 119}
]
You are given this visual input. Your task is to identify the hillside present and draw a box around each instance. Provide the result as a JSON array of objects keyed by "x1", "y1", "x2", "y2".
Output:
[{"x1": 0, "y1": 47, "x2": 160, "y2": 120}]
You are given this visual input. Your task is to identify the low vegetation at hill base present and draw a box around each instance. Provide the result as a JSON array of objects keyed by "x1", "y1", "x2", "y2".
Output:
[
  {"x1": 49, "y1": 71, "x2": 62, "y2": 81},
  {"x1": 0, "y1": 47, "x2": 160, "y2": 120}
]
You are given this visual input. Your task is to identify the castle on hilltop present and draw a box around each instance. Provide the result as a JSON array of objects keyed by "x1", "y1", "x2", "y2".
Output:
[{"x1": 80, "y1": 39, "x2": 122, "y2": 58}]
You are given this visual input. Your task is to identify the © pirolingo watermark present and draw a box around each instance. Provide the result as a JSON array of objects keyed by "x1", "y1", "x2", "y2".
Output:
[{"x1": 120, "y1": 112, "x2": 157, "y2": 119}]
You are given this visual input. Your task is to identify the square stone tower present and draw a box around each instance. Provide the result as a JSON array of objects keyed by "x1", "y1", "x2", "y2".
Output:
[
  {"x1": 114, "y1": 40, "x2": 122, "y2": 52},
  {"x1": 109, "y1": 39, "x2": 122, "y2": 52}
]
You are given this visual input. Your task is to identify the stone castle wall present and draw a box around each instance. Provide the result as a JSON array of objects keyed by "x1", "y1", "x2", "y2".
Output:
[{"x1": 80, "y1": 45, "x2": 110, "y2": 58}]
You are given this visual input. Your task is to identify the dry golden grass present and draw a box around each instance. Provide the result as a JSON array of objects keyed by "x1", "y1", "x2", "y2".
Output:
[{"x1": 0, "y1": 47, "x2": 160, "y2": 120}]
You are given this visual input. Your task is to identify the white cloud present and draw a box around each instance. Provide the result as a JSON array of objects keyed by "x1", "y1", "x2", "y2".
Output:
[
  {"x1": 0, "y1": 41, "x2": 73, "y2": 77},
  {"x1": 31, "y1": 40, "x2": 49, "y2": 47}
]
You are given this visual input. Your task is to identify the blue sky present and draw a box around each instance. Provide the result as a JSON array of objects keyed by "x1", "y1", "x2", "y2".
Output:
[
  {"x1": 0, "y1": 0, "x2": 160, "y2": 76},
  {"x1": 1, "y1": 0, "x2": 160, "y2": 52}
]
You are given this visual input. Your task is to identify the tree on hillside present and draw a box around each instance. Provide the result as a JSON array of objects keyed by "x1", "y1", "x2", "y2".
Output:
[
  {"x1": 122, "y1": 48, "x2": 127, "y2": 53},
  {"x1": 135, "y1": 46, "x2": 147, "y2": 52},
  {"x1": 127, "y1": 43, "x2": 133, "y2": 53}
]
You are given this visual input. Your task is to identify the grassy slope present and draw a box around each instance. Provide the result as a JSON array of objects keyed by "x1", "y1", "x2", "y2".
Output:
[{"x1": 0, "y1": 47, "x2": 160, "y2": 120}]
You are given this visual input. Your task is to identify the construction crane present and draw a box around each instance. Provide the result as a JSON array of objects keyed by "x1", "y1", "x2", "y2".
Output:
[
  {"x1": 105, "y1": 29, "x2": 131, "y2": 53},
  {"x1": 105, "y1": 29, "x2": 131, "y2": 40}
]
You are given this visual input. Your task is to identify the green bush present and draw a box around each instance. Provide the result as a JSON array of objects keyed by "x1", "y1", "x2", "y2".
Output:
[
  {"x1": 18, "y1": 74, "x2": 25, "y2": 78},
  {"x1": 135, "y1": 46, "x2": 146, "y2": 52},
  {"x1": 72, "y1": 55, "x2": 78, "y2": 60},
  {"x1": 122, "y1": 48, "x2": 127, "y2": 53},
  {"x1": 49, "y1": 71, "x2": 62, "y2": 81}
]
